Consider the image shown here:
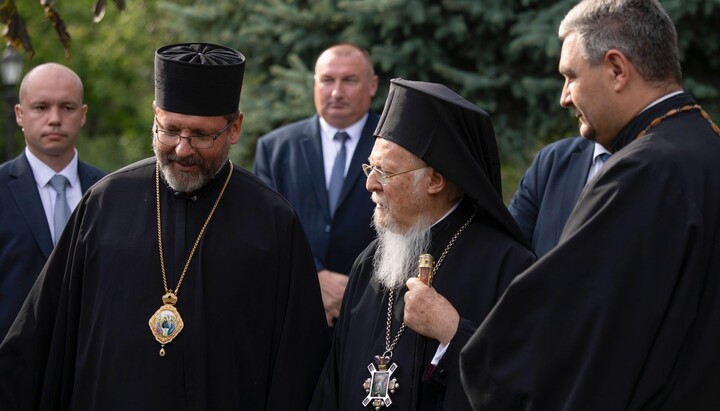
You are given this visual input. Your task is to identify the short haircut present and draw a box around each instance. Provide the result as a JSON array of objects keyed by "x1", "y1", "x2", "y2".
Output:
[
  {"x1": 315, "y1": 43, "x2": 375, "y2": 78},
  {"x1": 559, "y1": 0, "x2": 682, "y2": 85}
]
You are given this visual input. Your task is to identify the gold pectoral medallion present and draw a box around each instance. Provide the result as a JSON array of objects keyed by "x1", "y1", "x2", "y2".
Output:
[
  {"x1": 151, "y1": 161, "x2": 232, "y2": 357},
  {"x1": 148, "y1": 292, "x2": 184, "y2": 357}
]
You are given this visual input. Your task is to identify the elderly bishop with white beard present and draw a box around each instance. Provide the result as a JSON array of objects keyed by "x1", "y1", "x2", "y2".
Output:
[{"x1": 309, "y1": 79, "x2": 536, "y2": 411}]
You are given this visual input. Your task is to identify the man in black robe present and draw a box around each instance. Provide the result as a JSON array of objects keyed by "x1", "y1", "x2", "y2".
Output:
[
  {"x1": 0, "y1": 43, "x2": 329, "y2": 410},
  {"x1": 310, "y1": 79, "x2": 535, "y2": 411},
  {"x1": 460, "y1": 1, "x2": 720, "y2": 409}
]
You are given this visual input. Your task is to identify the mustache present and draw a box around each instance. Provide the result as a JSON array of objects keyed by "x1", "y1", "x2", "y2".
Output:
[
  {"x1": 328, "y1": 98, "x2": 346, "y2": 105},
  {"x1": 166, "y1": 153, "x2": 204, "y2": 167},
  {"x1": 371, "y1": 193, "x2": 385, "y2": 206}
]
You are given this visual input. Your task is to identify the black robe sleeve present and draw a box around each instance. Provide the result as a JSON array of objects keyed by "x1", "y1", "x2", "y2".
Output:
[
  {"x1": 265, "y1": 213, "x2": 331, "y2": 410},
  {"x1": 310, "y1": 207, "x2": 536, "y2": 411},
  {"x1": 0, "y1": 190, "x2": 89, "y2": 410},
  {"x1": 424, "y1": 241, "x2": 535, "y2": 410},
  {"x1": 0, "y1": 163, "x2": 331, "y2": 411},
  {"x1": 308, "y1": 246, "x2": 374, "y2": 411},
  {"x1": 460, "y1": 128, "x2": 720, "y2": 410}
]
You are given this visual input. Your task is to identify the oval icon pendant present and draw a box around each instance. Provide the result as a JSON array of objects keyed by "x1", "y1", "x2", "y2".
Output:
[{"x1": 149, "y1": 293, "x2": 184, "y2": 356}]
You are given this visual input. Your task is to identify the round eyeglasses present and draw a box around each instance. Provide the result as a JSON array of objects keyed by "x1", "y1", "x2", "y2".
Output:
[
  {"x1": 154, "y1": 117, "x2": 233, "y2": 149},
  {"x1": 361, "y1": 163, "x2": 428, "y2": 185}
]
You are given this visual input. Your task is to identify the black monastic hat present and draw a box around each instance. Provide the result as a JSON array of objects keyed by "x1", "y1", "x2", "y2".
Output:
[
  {"x1": 374, "y1": 78, "x2": 528, "y2": 247},
  {"x1": 155, "y1": 43, "x2": 245, "y2": 116}
]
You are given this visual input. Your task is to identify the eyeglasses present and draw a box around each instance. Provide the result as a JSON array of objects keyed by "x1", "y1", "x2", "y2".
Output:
[
  {"x1": 362, "y1": 163, "x2": 427, "y2": 185},
  {"x1": 154, "y1": 118, "x2": 233, "y2": 149}
]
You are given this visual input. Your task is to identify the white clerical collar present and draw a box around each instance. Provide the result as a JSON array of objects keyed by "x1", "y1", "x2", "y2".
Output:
[
  {"x1": 431, "y1": 200, "x2": 462, "y2": 228},
  {"x1": 638, "y1": 90, "x2": 684, "y2": 115}
]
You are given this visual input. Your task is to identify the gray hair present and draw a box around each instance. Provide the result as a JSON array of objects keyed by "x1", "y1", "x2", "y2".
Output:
[{"x1": 559, "y1": 0, "x2": 682, "y2": 85}]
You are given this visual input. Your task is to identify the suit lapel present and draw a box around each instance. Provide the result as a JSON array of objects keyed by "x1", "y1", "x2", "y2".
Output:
[
  {"x1": 78, "y1": 162, "x2": 102, "y2": 192},
  {"x1": 8, "y1": 154, "x2": 54, "y2": 258},
  {"x1": 336, "y1": 113, "x2": 378, "y2": 210},
  {"x1": 299, "y1": 116, "x2": 332, "y2": 218},
  {"x1": 559, "y1": 141, "x2": 594, "y2": 226}
]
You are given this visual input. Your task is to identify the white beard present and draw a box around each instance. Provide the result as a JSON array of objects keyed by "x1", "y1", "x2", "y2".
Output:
[{"x1": 371, "y1": 216, "x2": 432, "y2": 290}]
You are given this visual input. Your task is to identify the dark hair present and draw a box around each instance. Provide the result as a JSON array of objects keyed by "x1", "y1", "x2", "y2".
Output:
[{"x1": 559, "y1": 0, "x2": 682, "y2": 85}]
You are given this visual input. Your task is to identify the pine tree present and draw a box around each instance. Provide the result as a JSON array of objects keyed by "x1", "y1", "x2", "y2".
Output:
[{"x1": 163, "y1": 0, "x2": 720, "y2": 200}]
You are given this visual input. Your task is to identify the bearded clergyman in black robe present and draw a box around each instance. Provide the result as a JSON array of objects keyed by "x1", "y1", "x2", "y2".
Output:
[
  {"x1": 460, "y1": 1, "x2": 720, "y2": 410},
  {"x1": 0, "y1": 43, "x2": 329, "y2": 410},
  {"x1": 309, "y1": 79, "x2": 536, "y2": 411}
]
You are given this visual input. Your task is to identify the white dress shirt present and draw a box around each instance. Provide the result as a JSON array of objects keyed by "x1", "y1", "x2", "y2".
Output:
[
  {"x1": 586, "y1": 143, "x2": 611, "y2": 183},
  {"x1": 25, "y1": 147, "x2": 82, "y2": 241},
  {"x1": 319, "y1": 113, "x2": 368, "y2": 188}
]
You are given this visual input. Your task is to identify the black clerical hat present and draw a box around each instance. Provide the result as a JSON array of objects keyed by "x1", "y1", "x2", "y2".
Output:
[
  {"x1": 374, "y1": 78, "x2": 528, "y2": 247},
  {"x1": 155, "y1": 43, "x2": 245, "y2": 116}
]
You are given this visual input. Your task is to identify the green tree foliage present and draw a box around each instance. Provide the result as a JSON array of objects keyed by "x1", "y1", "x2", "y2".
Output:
[
  {"x1": 4, "y1": 0, "x2": 717, "y2": 200},
  {"x1": 1, "y1": 0, "x2": 174, "y2": 171},
  {"x1": 0, "y1": 0, "x2": 127, "y2": 56},
  {"x1": 162, "y1": 0, "x2": 720, "y2": 201}
]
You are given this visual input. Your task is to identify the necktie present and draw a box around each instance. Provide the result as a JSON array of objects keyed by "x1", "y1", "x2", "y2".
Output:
[
  {"x1": 598, "y1": 152, "x2": 610, "y2": 164},
  {"x1": 49, "y1": 174, "x2": 71, "y2": 245},
  {"x1": 587, "y1": 152, "x2": 611, "y2": 183},
  {"x1": 328, "y1": 131, "x2": 349, "y2": 216}
]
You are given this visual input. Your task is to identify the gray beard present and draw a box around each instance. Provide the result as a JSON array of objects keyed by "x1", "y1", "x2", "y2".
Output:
[
  {"x1": 153, "y1": 136, "x2": 230, "y2": 193},
  {"x1": 371, "y1": 216, "x2": 433, "y2": 290}
]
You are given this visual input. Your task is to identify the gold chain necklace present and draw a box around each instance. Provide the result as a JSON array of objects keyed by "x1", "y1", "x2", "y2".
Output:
[
  {"x1": 637, "y1": 104, "x2": 720, "y2": 138},
  {"x1": 148, "y1": 159, "x2": 233, "y2": 357},
  {"x1": 361, "y1": 211, "x2": 475, "y2": 410}
]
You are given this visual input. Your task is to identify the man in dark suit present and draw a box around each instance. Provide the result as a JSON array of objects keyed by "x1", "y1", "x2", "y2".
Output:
[
  {"x1": 254, "y1": 43, "x2": 378, "y2": 326},
  {"x1": 0, "y1": 63, "x2": 104, "y2": 340},
  {"x1": 508, "y1": 137, "x2": 609, "y2": 256}
]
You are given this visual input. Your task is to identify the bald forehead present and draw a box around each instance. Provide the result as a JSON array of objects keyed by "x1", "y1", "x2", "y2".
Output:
[
  {"x1": 19, "y1": 63, "x2": 84, "y2": 103},
  {"x1": 315, "y1": 45, "x2": 373, "y2": 75}
]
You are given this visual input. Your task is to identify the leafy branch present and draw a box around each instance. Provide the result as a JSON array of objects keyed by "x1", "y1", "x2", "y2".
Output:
[{"x1": 0, "y1": 0, "x2": 125, "y2": 57}]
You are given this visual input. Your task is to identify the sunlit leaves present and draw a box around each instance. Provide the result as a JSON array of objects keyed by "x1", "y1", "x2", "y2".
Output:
[{"x1": 0, "y1": 0, "x2": 125, "y2": 57}]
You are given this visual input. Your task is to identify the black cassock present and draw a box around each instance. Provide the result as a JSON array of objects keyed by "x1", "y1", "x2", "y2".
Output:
[
  {"x1": 0, "y1": 158, "x2": 330, "y2": 410},
  {"x1": 461, "y1": 93, "x2": 720, "y2": 410},
  {"x1": 311, "y1": 199, "x2": 535, "y2": 411}
]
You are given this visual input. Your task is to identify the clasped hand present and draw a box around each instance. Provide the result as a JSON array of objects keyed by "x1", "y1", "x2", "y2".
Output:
[
  {"x1": 403, "y1": 277, "x2": 459, "y2": 344},
  {"x1": 318, "y1": 269, "x2": 348, "y2": 327}
]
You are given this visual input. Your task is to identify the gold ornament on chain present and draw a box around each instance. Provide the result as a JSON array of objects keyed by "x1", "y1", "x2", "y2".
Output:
[
  {"x1": 637, "y1": 104, "x2": 720, "y2": 138},
  {"x1": 149, "y1": 160, "x2": 233, "y2": 357}
]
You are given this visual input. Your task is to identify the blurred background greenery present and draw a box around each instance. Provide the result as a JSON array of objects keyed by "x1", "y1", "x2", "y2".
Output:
[{"x1": 2, "y1": 0, "x2": 718, "y2": 202}]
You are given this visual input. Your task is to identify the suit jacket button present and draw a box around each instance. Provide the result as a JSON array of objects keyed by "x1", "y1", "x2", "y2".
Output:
[{"x1": 325, "y1": 225, "x2": 331, "y2": 232}]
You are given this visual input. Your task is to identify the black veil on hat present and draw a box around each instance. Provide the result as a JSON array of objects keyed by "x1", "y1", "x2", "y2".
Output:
[
  {"x1": 155, "y1": 43, "x2": 245, "y2": 116},
  {"x1": 374, "y1": 78, "x2": 528, "y2": 247}
]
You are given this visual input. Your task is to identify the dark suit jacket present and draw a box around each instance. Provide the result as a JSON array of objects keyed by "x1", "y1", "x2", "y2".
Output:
[
  {"x1": 508, "y1": 137, "x2": 594, "y2": 257},
  {"x1": 254, "y1": 112, "x2": 378, "y2": 275},
  {"x1": 0, "y1": 152, "x2": 104, "y2": 339}
]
